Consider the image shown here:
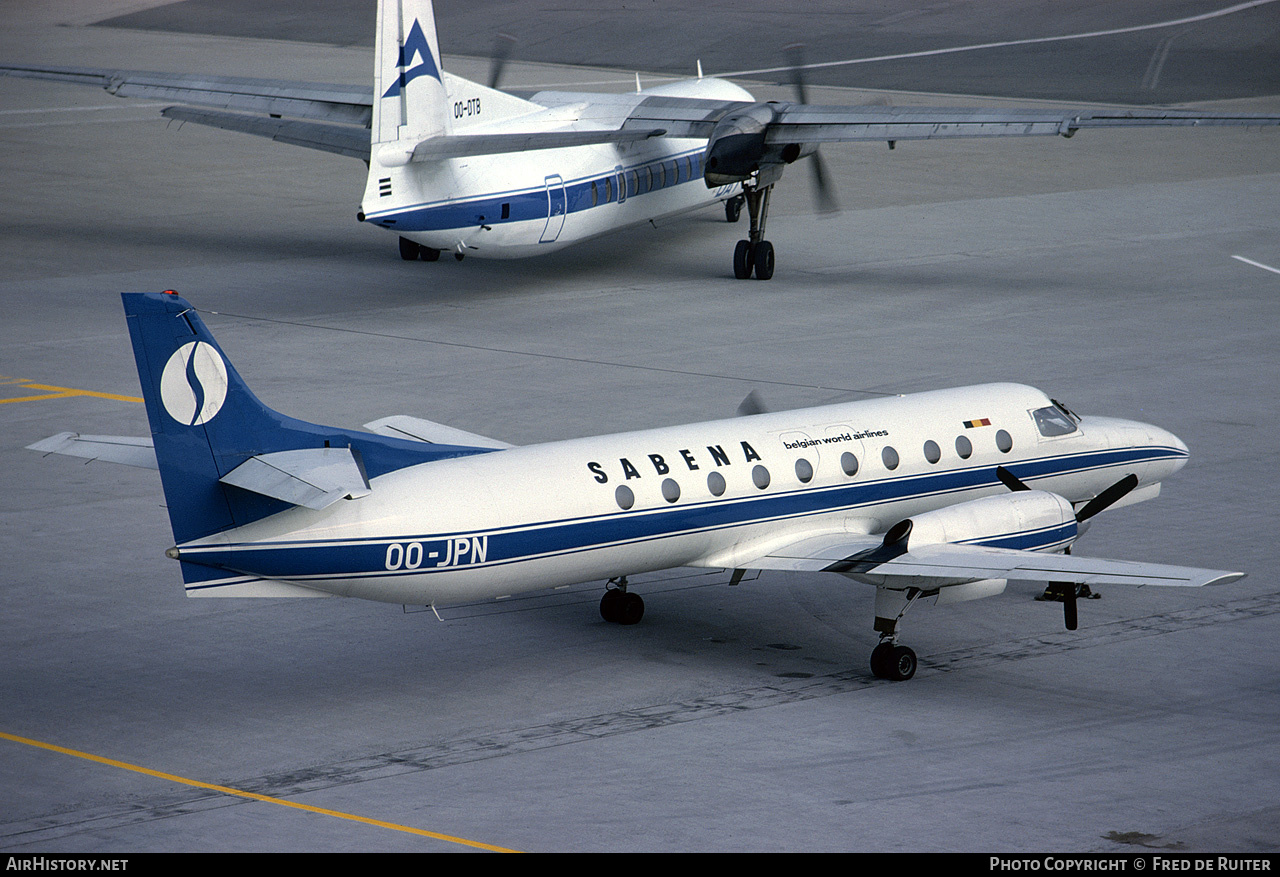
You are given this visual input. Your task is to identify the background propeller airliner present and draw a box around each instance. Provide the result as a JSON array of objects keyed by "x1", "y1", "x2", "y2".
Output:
[
  {"x1": 27, "y1": 292, "x2": 1243, "y2": 681},
  {"x1": 3, "y1": 0, "x2": 1279, "y2": 279}
]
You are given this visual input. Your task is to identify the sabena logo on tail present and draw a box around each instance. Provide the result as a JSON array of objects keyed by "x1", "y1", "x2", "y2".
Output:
[
  {"x1": 159, "y1": 341, "x2": 228, "y2": 426},
  {"x1": 381, "y1": 19, "x2": 441, "y2": 98}
]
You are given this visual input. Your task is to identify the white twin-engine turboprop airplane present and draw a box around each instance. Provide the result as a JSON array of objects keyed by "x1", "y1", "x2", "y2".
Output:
[
  {"x1": 4, "y1": 1, "x2": 1280, "y2": 280},
  {"x1": 28, "y1": 292, "x2": 1242, "y2": 681}
]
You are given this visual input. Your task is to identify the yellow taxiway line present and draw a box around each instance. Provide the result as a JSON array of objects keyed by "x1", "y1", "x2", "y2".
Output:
[
  {"x1": 0, "y1": 730, "x2": 520, "y2": 853},
  {"x1": 0, "y1": 376, "x2": 143, "y2": 405}
]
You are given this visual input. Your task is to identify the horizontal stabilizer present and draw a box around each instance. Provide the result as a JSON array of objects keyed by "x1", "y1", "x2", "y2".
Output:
[
  {"x1": 219, "y1": 447, "x2": 371, "y2": 511},
  {"x1": 26, "y1": 432, "x2": 157, "y2": 469},
  {"x1": 363, "y1": 415, "x2": 515, "y2": 449},
  {"x1": 737, "y1": 533, "x2": 1243, "y2": 589}
]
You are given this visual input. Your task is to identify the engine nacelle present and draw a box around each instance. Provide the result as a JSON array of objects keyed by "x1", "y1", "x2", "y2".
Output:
[
  {"x1": 891, "y1": 490, "x2": 1079, "y2": 554},
  {"x1": 703, "y1": 102, "x2": 810, "y2": 186}
]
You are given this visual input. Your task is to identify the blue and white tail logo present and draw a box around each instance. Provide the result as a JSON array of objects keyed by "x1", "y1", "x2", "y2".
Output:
[
  {"x1": 160, "y1": 341, "x2": 228, "y2": 426},
  {"x1": 381, "y1": 20, "x2": 442, "y2": 97}
]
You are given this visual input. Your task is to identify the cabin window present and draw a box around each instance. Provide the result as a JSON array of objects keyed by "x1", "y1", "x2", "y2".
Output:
[
  {"x1": 661, "y1": 478, "x2": 681, "y2": 503},
  {"x1": 923, "y1": 440, "x2": 941, "y2": 464},
  {"x1": 628, "y1": 171, "x2": 638, "y2": 197},
  {"x1": 590, "y1": 181, "x2": 598, "y2": 208},
  {"x1": 882, "y1": 446, "x2": 900, "y2": 470},
  {"x1": 752, "y1": 465, "x2": 771, "y2": 489},
  {"x1": 604, "y1": 176, "x2": 612, "y2": 202},
  {"x1": 996, "y1": 429, "x2": 1013, "y2": 453},
  {"x1": 795, "y1": 459, "x2": 814, "y2": 483},
  {"x1": 501, "y1": 203, "x2": 510, "y2": 219},
  {"x1": 955, "y1": 435, "x2": 973, "y2": 459},
  {"x1": 656, "y1": 162, "x2": 666, "y2": 189},
  {"x1": 707, "y1": 471, "x2": 726, "y2": 496},
  {"x1": 840, "y1": 452, "x2": 859, "y2": 477},
  {"x1": 672, "y1": 160, "x2": 681, "y2": 184},
  {"x1": 1031, "y1": 405, "x2": 1078, "y2": 437},
  {"x1": 615, "y1": 485, "x2": 635, "y2": 510}
]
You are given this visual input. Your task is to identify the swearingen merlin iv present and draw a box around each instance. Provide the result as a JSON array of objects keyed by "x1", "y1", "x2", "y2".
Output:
[
  {"x1": 3, "y1": 1, "x2": 1280, "y2": 280},
  {"x1": 27, "y1": 292, "x2": 1243, "y2": 681}
]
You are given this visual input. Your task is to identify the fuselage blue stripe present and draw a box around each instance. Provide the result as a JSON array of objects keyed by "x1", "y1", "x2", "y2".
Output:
[
  {"x1": 365, "y1": 148, "x2": 710, "y2": 232},
  {"x1": 180, "y1": 445, "x2": 1181, "y2": 582}
]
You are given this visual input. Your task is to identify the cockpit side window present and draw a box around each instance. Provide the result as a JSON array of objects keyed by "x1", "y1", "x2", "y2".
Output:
[{"x1": 1032, "y1": 405, "x2": 1078, "y2": 437}]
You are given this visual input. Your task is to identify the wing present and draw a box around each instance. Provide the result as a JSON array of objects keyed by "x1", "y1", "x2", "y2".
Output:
[
  {"x1": 0, "y1": 64, "x2": 372, "y2": 160},
  {"x1": 621, "y1": 94, "x2": 1280, "y2": 144},
  {"x1": 727, "y1": 531, "x2": 1243, "y2": 589},
  {"x1": 763, "y1": 104, "x2": 1280, "y2": 144}
]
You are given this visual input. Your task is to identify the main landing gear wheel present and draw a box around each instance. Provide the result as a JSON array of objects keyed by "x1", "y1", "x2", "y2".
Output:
[
  {"x1": 870, "y1": 643, "x2": 917, "y2": 681},
  {"x1": 752, "y1": 240, "x2": 775, "y2": 280},
  {"x1": 733, "y1": 240, "x2": 754, "y2": 279},
  {"x1": 419, "y1": 246, "x2": 441, "y2": 262},
  {"x1": 398, "y1": 237, "x2": 420, "y2": 261},
  {"x1": 732, "y1": 239, "x2": 775, "y2": 280},
  {"x1": 600, "y1": 586, "x2": 644, "y2": 625}
]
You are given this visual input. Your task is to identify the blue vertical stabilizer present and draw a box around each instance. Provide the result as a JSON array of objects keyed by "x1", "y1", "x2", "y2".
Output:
[{"x1": 122, "y1": 292, "x2": 491, "y2": 545}]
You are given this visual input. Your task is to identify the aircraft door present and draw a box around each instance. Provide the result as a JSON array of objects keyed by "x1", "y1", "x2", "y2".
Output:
[{"x1": 541, "y1": 174, "x2": 567, "y2": 243}]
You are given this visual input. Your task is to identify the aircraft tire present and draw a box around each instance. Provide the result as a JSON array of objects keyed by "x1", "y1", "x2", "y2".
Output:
[
  {"x1": 725, "y1": 196, "x2": 743, "y2": 223},
  {"x1": 420, "y1": 246, "x2": 441, "y2": 262},
  {"x1": 398, "y1": 237, "x2": 421, "y2": 261},
  {"x1": 617, "y1": 592, "x2": 645, "y2": 625},
  {"x1": 888, "y1": 645, "x2": 917, "y2": 681},
  {"x1": 600, "y1": 588, "x2": 623, "y2": 623},
  {"x1": 870, "y1": 642, "x2": 894, "y2": 678},
  {"x1": 733, "y1": 240, "x2": 753, "y2": 279},
  {"x1": 753, "y1": 240, "x2": 775, "y2": 280}
]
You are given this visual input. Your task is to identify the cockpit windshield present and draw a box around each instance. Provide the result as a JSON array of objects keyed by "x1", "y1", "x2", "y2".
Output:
[{"x1": 1032, "y1": 405, "x2": 1078, "y2": 437}]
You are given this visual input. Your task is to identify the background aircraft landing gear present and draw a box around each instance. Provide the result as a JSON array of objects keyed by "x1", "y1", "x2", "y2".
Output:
[
  {"x1": 731, "y1": 184, "x2": 775, "y2": 280},
  {"x1": 419, "y1": 246, "x2": 440, "y2": 262},
  {"x1": 725, "y1": 194, "x2": 744, "y2": 223},
  {"x1": 600, "y1": 577, "x2": 644, "y2": 625}
]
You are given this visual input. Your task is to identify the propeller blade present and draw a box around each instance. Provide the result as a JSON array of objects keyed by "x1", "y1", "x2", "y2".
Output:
[
  {"x1": 783, "y1": 43, "x2": 809, "y2": 106},
  {"x1": 736, "y1": 390, "x2": 769, "y2": 417},
  {"x1": 1075, "y1": 474, "x2": 1140, "y2": 523},
  {"x1": 809, "y1": 149, "x2": 840, "y2": 215},
  {"x1": 782, "y1": 43, "x2": 840, "y2": 215},
  {"x1": 996, "y1": 465, "x2": 1032, "y2": 492},
  {"x1": 1063, "y1": 586, "x2": 1078, "y2": 630},
  {"x1": 488, "y1": 33, "x2": 516, "y2": 90}
]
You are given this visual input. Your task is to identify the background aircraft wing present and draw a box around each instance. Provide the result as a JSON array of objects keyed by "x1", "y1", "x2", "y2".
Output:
[
  {"x1": 764, "y1": 104, "x2": 1280, "y2": 144},
  {"x1": 733, "y1": 532, "x2": 1243, "y2": 589},
  {"x1": 161, "y1": 106, "x2": 371, "y2": 160},
  {"x1": 0, "y1": 64, "x2": 372, "y2": 124},
  {"x1": 0, "y1": 64, "x2": 372, "y2": 159},
  {"x1": 622, "y1": 96, "x2": 1280, "y2": 144}
]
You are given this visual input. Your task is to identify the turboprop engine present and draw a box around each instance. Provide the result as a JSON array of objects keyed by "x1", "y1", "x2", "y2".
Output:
[
  {"x1": 843, "y1": 490, "x2": 1080, "y2": 591},
  {"x1": 702, "y1": 102, "x2": 815, "y2": 186},
  {"x1": 896, "y1": 490, "x2": 1079, "y2": 553}
]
